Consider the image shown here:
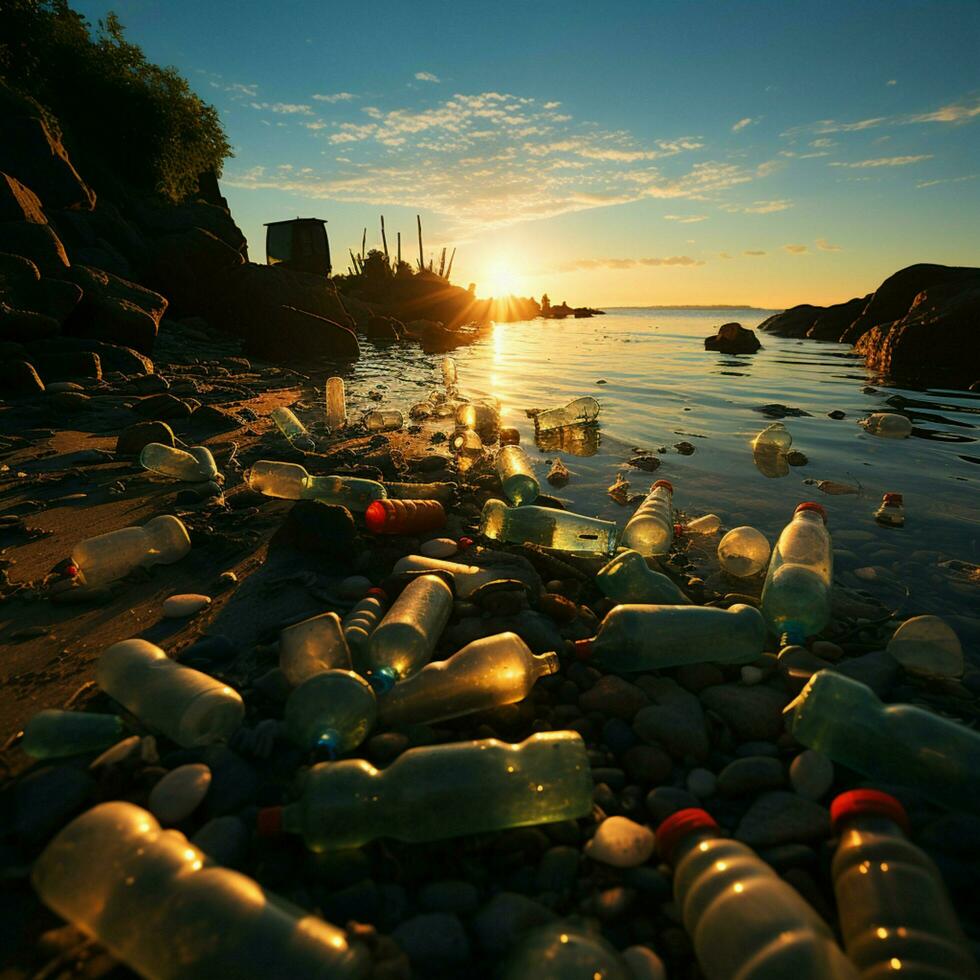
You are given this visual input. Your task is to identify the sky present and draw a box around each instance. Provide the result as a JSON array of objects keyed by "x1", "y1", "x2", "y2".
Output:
[{"x1": 75, "y1": 0, "x2": 980, "y2": 308}]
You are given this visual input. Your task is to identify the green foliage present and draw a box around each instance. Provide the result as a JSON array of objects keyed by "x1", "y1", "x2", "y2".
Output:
[{"x1": 0, "y1": 0, "x2": 231, "y2": 201}]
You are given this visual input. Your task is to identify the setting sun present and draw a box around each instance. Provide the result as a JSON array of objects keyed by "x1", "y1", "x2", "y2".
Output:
[{"x1": 484, "y1": 260, "x2": 521, "y2": 298}]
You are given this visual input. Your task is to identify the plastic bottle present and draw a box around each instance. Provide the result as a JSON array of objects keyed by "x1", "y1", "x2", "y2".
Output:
[
  {"x1": 362, "y1": 574, "x2": 454, "y2": 691},
  {"x1": 384, "y1": 480, "x2": 457, "y2": 504},
  {"x1": 139, "y1": 443, "x2": 218, "y2": 482},
  {"x1": 70, "y1": 515, "x2": 191, "y2": 588},
  {"x1": 271, "y1": 406, "x2": 315, "y2": 451},
  {"x1": 718, "y1": 526, "x2": 771, "y2": 577},
  {"x1": 620, "y1": 480, "x2": 674, "y2": 557},
  {"x1": 258, "y1": 731, "x2": 593, "y2": 852},
  {"x1": 496, "y1": 445, "x2": 540, "y2": 506},
  {"x1": 456, "y1": 402, "x2": 499, "y2": 434},
  {"x1": 657, "y1": 808, "x2": 859, "y2": 980},
  {"x1": 686, "y1": 513, "x2": 721, "y2": 535},
  {"x1": 480, "y1": 498, "x2": 619, "y2": 555},
  {"x1": 596, "y1": 549, "x2": 691, "y2": 605},
  {"x1": 279, "y1": 611, "x2": 352, "y2": 687},
  {"x1": 785, "y1": 670, "x2": 980, "y2": 813},
  {"x1": 534, "y1": 396, "x2": 601, "y2": 432},
  {"x1": 284, "y1": 670, "x2": 377, "y2": 755},
  {"x1": 753, "y1": 445, "x2": 790, "y2": 478},
  {"x1": 22, "y1": 709, "x2": 125, "y2": 759},
  {"x1": 498, "y1": 924, "x2": 633, "y2": 980},
  {"x1": 342, "y1": 588, "x2": 388, "y2": 661},
  {"x1": 442, "y1": 355, "x2": 457, "y2": 389},
  {"x1": 364, "y1": 409, "x2": 403, "y2": 432},
  {"x1": 96, "y1": 639, "x2": 244, "y2": 748},
  {"x1": 760, "y1": 502, "x2": 833, "y2": 645},
  {"x1": 452, "y1": 429, "x2": 483, "y2": 456},
  {"x1": 248, "y1": 461, "x2": 386, "y2": 511},
  {"x1": 829, "y1": 789, "x2": 980, "y2": 979},
  {"x1": 860, "y1": 413, "x2": 912, "y2": 439},
  {"x1": 378, "y1": 633, "x2": 559, "y2": 727},
  {"x1": 574, "y1": 604, "x2": 766, "y2": 672},
  {"x1": 325, "y1": 377, "x2": 347, "y2": 429},
  {"x1": 752, "y1": 422, "x2": 792, "y2": 452},
  {"x1": 874, "y1": 492, "x2": 904, "y2": 527},
  {"x1": 32, "y1": 802, "x2": 369, "y2": 980},
  {"x1": 391, "y1": 554, "x2": 503, "y2": 599},
  {"x1": 364, "y1": 498, "x2": 446, "y2": 535}
]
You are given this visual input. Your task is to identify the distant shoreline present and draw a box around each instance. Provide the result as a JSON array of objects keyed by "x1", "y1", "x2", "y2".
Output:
[{"x1": 603, "y1": 304, "x2": 774, "y2": 311}]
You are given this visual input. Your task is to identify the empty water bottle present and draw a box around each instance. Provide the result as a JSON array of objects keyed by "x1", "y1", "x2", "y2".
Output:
[
  {"x1": 378, "y1": 632, "x2": 559, "y2": 727},
  {"x1": 362, "y1": 574, "x2": 454, "y2": 691},
  {"x1": 761, "y1": 502, "x2": 832, "y2": 645},
  {"x1": 620, "y1": 479, "x2": 674, "y2": 557},
  {"x1": 384, "y1": 480, "x2": 457, "y2": 504},
  {"x1": 830, "y1": 789, "x2": 980, "y2": 979},
  {"x1": 874, "y1": 492, "x2": 904, "y2": 527},
  {"x1": 860, "y1": 413, "x2": 912, "y2": 438},
  {"x1": 140, "y1": 443, "x2": 218, "y2": 482},
  {"x1": 391, "y1": 554, "x2": 502, "y2": 599},
  {"x1": 451, "y1": 429, "x2": 483, "y2": 456},
  {"x1": 70, "y1": 515, "x2": 191, "y2": 588},
  {"x1": 364, "y1": 409, "x2": 403, "y2": 432},
  {"x1": 456, "y1": 401, "x2": 499, "y2": 433},
  {"x1": 596, "y1": 549, "x2": 691, "y2": 605},
  {"x1": 752, "y1": 422, "x2": 792, "y2": 452},
  {"x1": 656, "y1": 808, "x2": 858, "y2": 979},
  {"x1": 685, "y1": 513, "x2": 721, "y2": 535},
  {"x1": 22, "y1": 709, "x2": 125, "y2": 759},
  {"x1": 718, "y1": 526, "x2": 771, "y2": 577},
  {"x1": 496, "y1": 445, "x2": 540, "y2": 505},
  {"x1": 257, "y1": 731, "x2": 593, "y2": 851},
  {"x1": 97, "y1": 639, "x2": 244, "y2": 748},
  {"x1": 284, "y1": 669, "x2": 377, "y2": 755},
  {"x1": 442, "y1": 355, "x2": 457, "y2": 389},
  {"x1": 534, "y1": 396, "x2": 601, "y2": 432},
  {"x1": 271, "y1": 406, "x2": 315, "y2": 451},
  {"x1": 325, "y1": 377, "x2": 347, "y2": 429},
  {"x1": 32, "y1": 802, "x2": 369, "y2": 980},
  {"x1": 480, "y1": 498, "x2": 619, "y2": 555},
  {"x1": 364, "y1": 498, "x2": 446, "y2": 535},
  {"x1": 279, "y1": 611, "x2": 352, "y2": 687},
  {"x1": 248, "y1": 461, "x2": 386, "y2": 511},
  {"x1": 575, "y1": 604, "x2": 765, "y2": 672},
  {"x1": 342, "y1": 588, "x2": 388, "y2": 661},
  {"x1": 786, "y1": 670, "x2": 980, "y2": 813}
]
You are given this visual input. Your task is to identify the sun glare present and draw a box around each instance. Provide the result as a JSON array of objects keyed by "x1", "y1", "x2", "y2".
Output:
[{"x1": 485, "y1": 261, "x2": 520, "y2": 297}]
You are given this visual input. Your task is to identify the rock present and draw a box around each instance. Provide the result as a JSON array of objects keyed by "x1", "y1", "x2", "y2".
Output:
[
  {"x1": 116, "y1": 420, "x2": 175, "y2": 455},
  {"x1": 757, "y1": 304, "x2": 825, "y2": 338},
  {"x1": 33, "y1": 350, "x2": 100, "y2": 382},
  {"x1": 199, "y1": 746, "x2": 258, "y2": 816},
  {"x1": 191, "y1": 815, "x2": 249, "y2": 867},
  {"x1": 807, "y1": 295, "x2": 871, "y2": 340},
  {"x1": 89, "y1": 735, "x2": 142, "y2": 770},
  {"x1": 579, "y1": 675, "x2": 649, "y2": 720},
  {"x1": 887, "y1": 615, "x2": 964, "y2": 678},
  {"x1": 0, "y1": 171, "x2": 46, "y2": 223},
  {"x1": 621, "y1": 745, "x2": 673, "y2": 785},
  {"x1": 789, "y1": 749, "x2": 834, "y2": 801},
  {"x1": 0, "y1": 219, "x2": 69, "y2": 275},
  {"x1": 645, "y1": 786, "x2": 700, "y2": 823},
  {"x1": 473, "y1": 893, "x2": 556, "y2": 954},
  {"x1": 740, "y1": 665, "x2": 765, "y2": 685},
  {"x1": 272, "y1": 500, "x2": 358, "y2": 557},
  {"x1": 547, "y1": 459, "x2": 570, "y2": 486},
  {"x1": 674, "y1": 441, "x2": 696, "y2": 455},
  {"x1": 810, "y1": 641, "x2": 843, "y2": 661},
  {"x1": 674, "y1": 663, "x2": 724, "y2": 693},
  {"x1": 363, "y1": 315, "x2": 400, "y2": 342},
  {"x1": 419, "y1": 880, "x2": 480, "y2": 915},
  {"x1": 704, "y1": 322, "x2": 761, "y2": 354},
  {"x1": 629, "y1": 455, "x2": 661, "y2": 472},
  {"x1": 700, "y1": 684, "x2": 788, "y2": 741},
  {"x1": 259, "y1": 305, "x2": 360, "y2": 361},
  {"x1": 0, "y1": 358, "x2": 44, "y2": 395},
  {"x1": 785, "y1": 450, "x2": 808, "y2": 466},
  {"x1": 735, "y1": 791, "x2": 831, "y2": 847},
  {"x1": 148, "y1": 763, "x2": 212, "y2": 824},
  {"x1": 392, "y1": 913, "x2": 471, "y2": 967},
  {"x1": 831, "y1": 650, "x2": 898, "y2": 697},
  {"x1": 135, "y1": 392, "x2": 191, "y2": 420},
  {"x1": 585, "y1": 816, "x2": 656, "y2": 868},
  {"x1": 622, "y1": 946, "x2": 667, "y2": 980},
  {"x1": 753, "y1": 403, "x2": 812, "y2": 419},
  {"x1": 179, "y1": 635, "x2": 239, "y2": 667},
  {"x1": 777, "y1": 645, "x2": 832, "y2": 695},
  {"x1": 717, "y1": 756, "x2": 785, "y2": 797},
  {"x1": 535, "y1": 846, "x2": 581, "y2": 894},
  {"x1": 339, "y1": 575, "x2": 373, "y2": 599},
  {"x1": 686, "y1": 768, "x2": 717, "y2": 799},
  {"x1": 421, "y1": 537, "x2": 458, "y2": 559},
  {"x1": 163, "y1": 594, "x2": 211, "y2": 618},
  {"x1": 633, "y1": 678, "x2": 709, "y2": 763},
  {"x1": 14, "y1": 765, "x2": 96, "y2": 844},
  {"x1": 366, "y1": 732, "x2": 409, "y2": 764}
]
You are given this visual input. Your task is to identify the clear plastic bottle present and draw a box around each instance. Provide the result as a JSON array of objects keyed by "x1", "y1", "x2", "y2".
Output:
[
  {"x1": 752, "y1": 422, "x2": 793, "y2": 452},
  {"x1": 248, "y1": 461, "x2": 386, "y2": 511},
  {"x1": 364, "y1": 409, "x2": 403, "y2": 432},
  {"x1": 363, "y1": 574, "x2": 454, "y2": 691},
  {"x1": 860, "y1": 413, "x2": 912, "y2": 439},
  {"x1": 496, "y1": 445, "x2": 540, "y2": 506},
  {"x1": 451, "y1": 429, "x2": 483, "y2": 456},
  {"x1": 258, "y1": 732, "x2": 593, "y2": 852},
  {"x1": 32, "y1": 802, "x2": 369, "y2": 980},
  {"x1": 384, "y1": 480, "x2": 457, "y2": 504},
  {"x1": 364, "y1": 498, "x2": 446, "y2": 535},
  {"x1": 574, "y1": 603, "x2": 766, "y2": 672},
  {"x1": 456, "y1": 401, "x2": 499, "y2": 434},
  {"x1": 620, "y1": 480, "x2": 674, "y2": 557},
  {"x1": 391, "y1": 554, "x2": 501, "y2": 599},
  {"x1": 71, "y1": 515, "x2": 191, "y2": 588},
  {"x1": 480, "y1": 498, "x2": 619, "y2": 555},
  {"x1": 284, "y1": 669, "x2": 377, "y2": 756},
  {"x1": 139, "y1": 443, "x2": 218, "y2": 482},
  {"x1": 786, "y1": 670, "x2": 980, "y2": 813},
  {"x1": 760, "y1": 502, "x2": 833, "y2": 645},
  {"x1": 753, "y1": 445, "x2": 790, "y2": 479},
  {"x1": 342, "y1": 588, "x2": 388, "y2": 662},
  {"x1": 22, "y1": 709, "x2": 125, "y2": 759},
  {"x1": 271, "y1": 406, "x2": 315, "y2": 451},
  {"x1": 874, "y1": 492, "x2": 904, "y2": 527},
  {"x1": 378, "y1": 633, "x2": 559, "y2": 727},
  {"x1": 325, "y1": 377, "x2": 347, "y2": 429},
  {"x1": 718, "y1": 526, "x2": 771, "y2": 578},
  {"x1": 830, "y1": 789, "x2": 980, "y2": 979},
  {"x1": 686, "y1": 513, "x2": 721, "y2": 535},
  {"x1": 657, "y1": 808, "x2": 859, "y2": 980},
  {"x1": 596, "y1": 549, "x2": 691, "y2": 605},
  {"x1": 96, "y1": 639, "x2": 244, "y2": 748},
  {"x1": 534, "y1": 396, "x2": 601, "y2": 432},
  {"x1": 498, "y1": 924, "x2": 632, "y2": 980},
  {"x1": 279, "y1": 611, "x2": 352, "y2": 687},
  {"x1": 442, "y1": 355, "x2": 457, "y2": 389}
]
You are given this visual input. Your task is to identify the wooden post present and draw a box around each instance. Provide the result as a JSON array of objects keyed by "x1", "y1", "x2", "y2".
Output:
[
  {"x1": 445, "y1": 247, "x2": 456, "y2": 280},
  {"x1": 361, "y1": 227, "x2": 366, "y2": 259},
  {"x1": 438, "y1": 246, "x2": 447, "y2": 278},
  {"x1": 397, "y1": 231, "x2": 402, "y2": 266},
  {"x1": 417, "y1": 214, "x2": 424, "y2": 271},
  {"x1": 380, "y1": 215, "x2": 389, "y2": 260}
]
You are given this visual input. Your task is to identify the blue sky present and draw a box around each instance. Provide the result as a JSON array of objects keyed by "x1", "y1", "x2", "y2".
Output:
[{"x1": 76, "y1": 0, "x2": 980, "y2": 306}]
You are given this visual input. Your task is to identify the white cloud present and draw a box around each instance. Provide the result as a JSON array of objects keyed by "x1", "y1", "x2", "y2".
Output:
[
  {"x1": 305, "y1": 121, "x2": 327, "y2": 130},
  {"x1": 312, "y1": 92, "x2": 355, "y2": 103},
  {"x1": 886, "y1": 79, "x2": 897, "y2": 86},
  {"x1": 718, "y1": 251, "x2": 733, "y2": 260},
  {"x1": 917, "y1": 173, "x2": 980, "y2": 188},
  {"x1": 543, "y1": 101, "x2": 561, "y2": 109},
  {"x1": 815, "y1": 238, "x2": 842, "y2": 251},
  {"x1": 415, "y1": 71, "x2": 441, "y2": 83},
  {"x1": 908, "y1": 99, "x2": 980, "y2": 124},
  {"x1": 829, "y1": 154, "x2": 932, "y2": 169},
  {"x1": 784, "y1": 243, "x2": 808, "y2": 254},
  {"x1": 732, "y1": 117, "x2": 756, "y2": 132},
  {"x1": 810, "y1": 137, "x2": 836, "y2": 148},
  {"x1": 785, "y1": 95, "x2": 980, "y2": 138},
  {"x1": 559, "y1": 256, "x2": 705, "y2": 271},
  {"x1": 663, "y1": 214, "x2": 708, "y2": 223},
  {"x1": 720, "y1": 199, "x2": 793, "y2": 214},
  {"x1": 249, "y1": 101, "x2": 313, "y2": 115}
]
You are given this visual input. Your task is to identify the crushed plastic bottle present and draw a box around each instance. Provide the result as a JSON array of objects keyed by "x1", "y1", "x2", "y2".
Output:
[
  {"x1": 32, "y1": 801, "x2": 369, "y2": 980},
  {"x1": 596, "y1": 549, "x2": 691, "y2": 605},
  {"x1": 97, "y1": 639, "x2": 244, "y2": 748},
  {"x1": 271, "y1": 406, "x2": 315, "y2": 451},
  {"x1": 391, "y1": 554, "x2": 502, "y2": 599},
  {"x1": 657, "y1": 808, "x2": 859, "y2": 979},
  {"x1": 442, "y1": 355, "x2": 457, "y2": 389},
  {"x1": 377, "y1": 632, "x2": 559, "y2": 727},
  {"x1": 752, "y1": 421, "x2": 793, "y2": 452},
  {"x1": 364, "y1": 498, "x2": 446, "y2": 535},
  {"x1": 279, "y1": 611, "x2": 352, "y2": 687},
  {"x1": 860, "y1": 412, "x2": 912, "y2": 438},
  {"x1": 786, "y1": 670, "x2": 980, "y2": 813},
  {"x1": 496, "y1": 445, "x2": 540, "y2": 506},
  {"x1": 451, "y1": 429, "x2": 483, "y2": 456},
  {"x1": 70, "y1": 514, "x2": 191, "y2": 588},
  {"x1": 499, "y1": 924, "x2": 633, "y2": 980},
  {"x1": 248, "y1": 461, "x2": 386, "y2": 511},
  {"x1": 718, "y1": 525, "x2": 771, "y2": 577},
  {"x1": 830, "y1": 789, "x2": 980, "y2": 979},
  {"x1": 886, "y1": 614, "x2": 963, "y2": 678},
  {"x1": 480, "y1": 498, "x2": 619, "y2": 555},
  {"x1": 753, "y1": 445, "x2": 790, "y2": 478},
  {"x1": 325, "y1": 377, "x2": 347, "y2": 429},
  {"x1": 342, "y1": 588, "x2": 388, "y2": 662},
  {"x1": 761, "y1": 502, "x2": 832, "y2": 645},
  {"x1": 574, "y1": 604, "x2": 766, "y2": 672},
  {"x1": 620, "y1": 479, "x2": 674, "y2": 557},
  {"x1": 22, "y1": 709, "x2": 125, "y2": 759},
  {"x1": 257, "y1": 731, "x2": 593, "y2": 851},
  {"x1": 364, "y1": 409, "x2": 403, "y2": 432},
  {"x1": 284, "y1": 669, "x2": 377, "y2": 755},
  {"x1": 456, "y1": 401, "x2": 499, "y2": 434},
  {"x1": 384, "y1": 480, "x2": 456, "y2": 504},
  {"x1": 534, "y1": 396, "x2": 601, "y2": 432},
  {"x1": 874, "y1": 492, "x2": 904, "y2": 527},
  {"x1": 139, "y1": 443, "x2": 218, "y2": 482},
  {"x1": 685, "y1": 513, "x2": 721, "y2": 535}
]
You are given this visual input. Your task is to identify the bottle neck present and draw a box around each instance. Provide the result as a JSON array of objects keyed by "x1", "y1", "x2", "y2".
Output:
[
  {"x1": 780, "y1": 626, "x2": 806, "y2": 646},
  {"x1": 668, "y1": 829, "x2": 717, "y2": 867},
  {"x1": 532, "y1": 652, "x2": 561, "y2": 679},
  {"x1": 369, "y1": 667, "x2": 398, "y2": 694},
  {"x1": 838, "y1": 814, "x2": 905, "y2": 839}
]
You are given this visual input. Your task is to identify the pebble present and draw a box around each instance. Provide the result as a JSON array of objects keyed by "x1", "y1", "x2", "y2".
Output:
[
  {"x1": 339, "y1": 575, "x2": 373, "y2": 599},
  {"x1": 420, "y1": 537, "x2": 458, "y2": 559},
  {"x1": 785, "y1": 450, "x2": 808, "y2": 466},
  {"x1": 700, "y1": 684, "x2": 788, "y2": 741},
  {"x1": 14, "y1": 766, "x2": 95, "y2": 844},
  {"x1": 887, "y1": 614, "x2": 964, "y2": 678},
  {"x1": 832, "y1": 650, "x2": 898, "y2": 697},
  {"x1": 735, "y1": 791, "x2": 831, "y2": 847},
  {"x1": 789, "y1": 749, "x2": 834, "y2": 801},
  {"x1": 419, "y1": 880, "x2": 480, "y2": 915},
  {"x1": 633, "y1": 678, "x2": 709, "y2": 763},
  {"x1": 579, "y1": 675, "x2": 649, "y2": 720},
  {"x1": 392, "y1": 913, "x2": 471, "y2": 966},
  {"x1": 740, "y1": 665, "x2": 765, "y2": 685},
  {"x1": 717, "y1": 756, "x2": 785, "y2": 797},
  {"x1": 148, "y1": 763, "x2": 211, "y2": 824},
  {"x1": 623, "y1": 946, "x2": 667, "y2": 980},
  {"x1": 535, "y1": 846, "x2": 580, "y2": 893},
  {"x1": 90, "y1": 735, "x2": 142, "y2": 770},
  {"x1": 585, "y1": 816, "x2": 656, "y2": 868},
  {"x1": 473, "y1": 892, "x2": 556, "y2": 954},
  {"x1": 621, "y1": 745, "x2": 672, "y2": 785},
  {"x1": 686, "y1": 768, "x2": 717, "y2": 799},
  {"x1": 646, "y1": 786, "x2": 700, "y2": 822},
  {"x1": 45, "y1": 381, "x2": 84, "y2": 393},
  {"x1": 162, "y1": 594, "x2": 211, "y2": 618},
  {"x1": 216, "y1": 570, "x2": 238, "y2": 588},
  {"x1": 191, "y1": 815, "x2": 248, "y2": 867}
]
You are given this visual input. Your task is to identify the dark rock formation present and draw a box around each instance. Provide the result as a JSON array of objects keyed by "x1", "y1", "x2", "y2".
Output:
[
  {"x1": 806, "y1": 296, "x2": 869, "y2": 341},
  {"x1": 756, "y1": 304, "x2": 825, "y2": 338},
  {"x1": 704, "y1": 322, "x2": 761, "y2": 354},
  {"x1": 245, "y1": 306, "x2": 360, "y2": 361}
]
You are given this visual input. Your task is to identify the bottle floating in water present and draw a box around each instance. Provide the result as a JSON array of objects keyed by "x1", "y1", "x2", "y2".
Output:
[
  {"x1": 442, "y1": 355, "x2": 457, "y2": 389},
  {"x1": 533, "y1": 396, "x2": 600, "y2": 432},
  {"x1": 620, "y1": 479, "x2": 674, "y2": 557},
  {"x1": 32, "y1": 801, "x2": 369, "y2": 980},
  {"x1": 342, "y1": 588, "x2": 388, "y2": 662},
  {"x1": 248, "y1": 461, "x2": 386, "y2": 511},
  {"x1": 325, "y1": 377, "x2": 347, "y2": 429},
  {"x1": 257, "y1": 731, "x2": 593, "y2": 852},
  {"x1": 656, "y1": 808, "x2": 859, "y2": 980},
  {"x1": 685, "y1": 513, "x2": 721, "y2": 535},
  {"x1": 384, "y1": 480, "x2": 457, "y2": 504},
  {"x1": 271, "y1": 406, "x2": 315, "y2": 451},
  {"x1": 279, "y1": 611, "x2": 352, "y2": 687},
  {"x1": 139, "y1": 443, "x2": 218, "y2": 482},
  {"x1": 786, "y1": 670, "x2": 980, "y2": 813},
  {"x1": 761, "y1": 502, "x2": 833, "y2": 645},
  {"x1": 22, "y1": 709, "x2": 125, "y2": 759},
  {"x1": 860, "y1": 412, "x2": 912, "y2": 438},
  {"x1": 480, "y1": 498, "x2": 619, "y2": 555},
  {"x1": 456, "y1": 402, "x2": 499, "y2": 434},
  {"x1": 284, "y1": 669, "x2": 377, "y2": 755},
  {"x1": 363, "y1": 574, "x2": 454, "y2": 691},
  {"x1": 496, "y1": 445, "x2": 540, "y2": 506},
  {"x1": 752, "y1": 421, "x2": 793, "y2": 452},
  {"x1": 364, "y1": 498, "x2": 446, "y2": 535},
  {"x1": 830, "y1": 789, "x2": 980, "y2": 979},
  {"x1": 574, "y1": 603, "x2": 765, "y2": 672},
  {"x1": 717, "y1": 526, "x2": 771, "y2": 577},
  {"x1": 391, "y1": 554, "x2": 504, "y2": 599},
  {"x1": 596, "y1": 549, "x2": 691, "y2": 605},
  {"x1": 97, "y1": 639, "x2": 244, "y2": 748},
  {"x1": 451, "y1": 429, "x2": 483, "y2": 456},
  {"x1": 364, "y1": 409, "x2": 403, "y2": 432},
  {"x1": 70, "y1": 514, "x2": 191, "y2": 588},
  {"x1": 874, "y1": 492, "x2": 904, "y2": 527},
  {"x1": 534, "y1": 423, "x2": 601, "y2": 457},
  {"x1": 378, "y1": 632, "x2": 559, "y2": 727}
]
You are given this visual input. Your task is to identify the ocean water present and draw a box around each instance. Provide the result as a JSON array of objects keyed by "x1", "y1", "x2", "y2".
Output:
[{"x1": 336, "y1": 307, "x2": 980, "y2": 653}]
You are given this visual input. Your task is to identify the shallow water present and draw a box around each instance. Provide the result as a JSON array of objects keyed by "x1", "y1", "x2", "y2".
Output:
[{"x1": 338, "y1": 308, "x2": 980, "y2": 655}]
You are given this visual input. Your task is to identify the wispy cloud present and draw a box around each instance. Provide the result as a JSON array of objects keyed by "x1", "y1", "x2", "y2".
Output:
[
  {"x1": 743, "y1": 249, "x2": 767, "y2": 256},
  {"x1": 784, "y1": 243, "x2": 808, "y2": 254},
  {"x1": 886, "y1": 79, "x2": 897, "y2": 86},
  {"x1": 732, "y1": 117, "x2": 757, "y2": 132},
  {"x1": 720, "y1": 199, "x2": 793, "y2": 214},
  {"x1": 829, "y1": 154, "x2": 932, "y2": 169},
  {"x1": 312, "y1": 92, "x2": 355, "y2": 103},
  {"x1": 917, "y1": 173, "x2": 980, "y2": 188},
  {"x1": 784, "y1": 95, "x2": 980, "y2": 137},
  {"x1": 560, "y1": 256, "x2": 705, "y2": 271},
  {"x1": 249, "y1": 101, "x2": 314, "y2": 115},
  {"x1": 663, "y1": 214, "x2": 708, "y2": 223},
  {"x1": 415, "y1": 71, "x2": 441, "y2": 83},
  {"x1": 816, "y1": 238, "x2": 842, "y2": 251}
]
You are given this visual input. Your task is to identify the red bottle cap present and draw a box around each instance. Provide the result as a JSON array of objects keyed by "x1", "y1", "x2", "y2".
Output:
[
  {"x1": 366, "y1": 587, "x2": 388, "y2": 601},
  {"x1": 795, "y1": 501, "x2": 827, "y2": 523},
  {"x1": 830, "y1": 789, "x2": 910, "y2": 834},
  {"x1": 673, "y1": 523, "x2": 686, "y2": 537},
  {"x1": 256, "y1": 806, "x2": 284, "y2": 837},
  {"x1": 65, "y1": 563, "x2": 79, "y2": 578},
  {"x1": 458, "y1": 536, "x2": 474, "y2": 550},
  {"x1": 656, "y1": 808, "x2": 719, "y2": 863},
  {"x1": 364, "y1": 499, "x2": 389, "y2": 534},
  {"x1": 653, "y1": 480, "x2": 673, "y2": 493},
  {"x1": 882, "y1": 493, "x2": 903, "y2": 505},
  {"x1": 573, "y1": 638, "x2": 594, "y2": 661}
]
